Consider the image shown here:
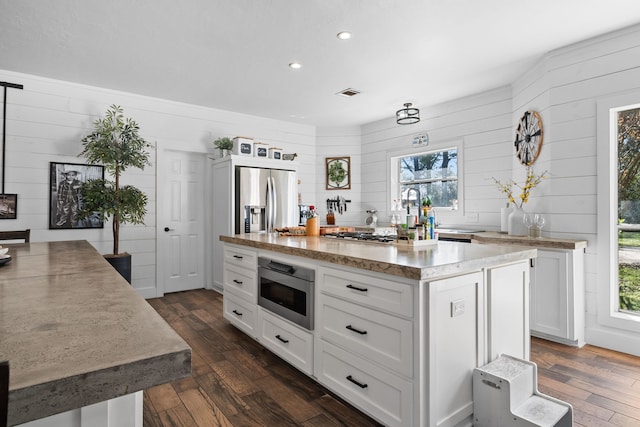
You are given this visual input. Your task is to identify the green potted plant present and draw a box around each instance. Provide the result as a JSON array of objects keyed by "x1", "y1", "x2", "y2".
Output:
[
  {"x1": 78, "y1": 105, "x2": 152, "y2": 283},
  {"x1": 213, "y1": 137, "x2": 234, "y2": 157}
]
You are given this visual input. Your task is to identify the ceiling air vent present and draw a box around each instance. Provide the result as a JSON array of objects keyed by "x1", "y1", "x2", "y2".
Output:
[{"x1": 336, "y1": 88, "x2": 360, "y2": 97}]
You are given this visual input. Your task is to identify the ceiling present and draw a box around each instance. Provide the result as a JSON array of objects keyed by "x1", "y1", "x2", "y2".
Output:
[{"x1": 2, "y1": 1, "x2": 640, "y2": 127}]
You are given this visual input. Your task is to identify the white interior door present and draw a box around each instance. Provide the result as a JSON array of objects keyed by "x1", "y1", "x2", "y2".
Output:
[{"x1": 160, "y1": 150, "x2": 206, "y2": 294}]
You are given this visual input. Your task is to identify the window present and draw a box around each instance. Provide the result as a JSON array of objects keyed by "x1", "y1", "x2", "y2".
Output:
[
  {"x1": 596, "y1": 92, "x2": 640, "y2": 335},
  {"x1": 396, "y1": 148, "x2": 458, "y2": 210}
]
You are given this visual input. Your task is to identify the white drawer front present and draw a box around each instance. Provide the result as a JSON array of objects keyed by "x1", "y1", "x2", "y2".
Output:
[
  {"x1": 224, "y1": 245, "x2": 257, "y2": 270},
  {"x1": 223, "y1": 263, "x2": 257, "y2": 302},
  {"x1": 258, "y1": 308, "x2": 313, "y2": 375},
  {"x1": 318, "y1": 294, "x2": 413, "y2": 377},
  {"x1": 319, "y1": 268, "x2": 413, "y2": 317},
  {"x1": 317, "y1": 340, "x2": 413, "y2": 427},
  {"x1": 223, "y1": 291, "x2": 257, "y2": 337}
]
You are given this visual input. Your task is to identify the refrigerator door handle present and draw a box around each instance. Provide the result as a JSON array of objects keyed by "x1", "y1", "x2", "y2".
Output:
[
  {"x1": 270, "y1": 176, "x2": 278, "y2": 232},
  {"x1": 266, "y1": 175, "x2": 274, "y2": 233}
]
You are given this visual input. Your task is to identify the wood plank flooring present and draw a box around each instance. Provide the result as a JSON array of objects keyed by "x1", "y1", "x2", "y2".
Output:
[{"x1": 144, "y1": 289, "x2": 640, "y2": 426}]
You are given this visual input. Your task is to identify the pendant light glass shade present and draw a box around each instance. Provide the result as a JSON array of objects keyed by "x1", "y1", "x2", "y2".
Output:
[{"x1": 396, "y1": 102, "x2": 420, "y2": 125}]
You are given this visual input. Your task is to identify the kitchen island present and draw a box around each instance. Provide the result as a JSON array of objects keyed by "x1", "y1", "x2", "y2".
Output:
[
  {"x1": 0, "y1": 241, "x2": 191, "y2": 427},
  {"x1": 220, "y1": 234, "x2": 537, "y2": 427}
]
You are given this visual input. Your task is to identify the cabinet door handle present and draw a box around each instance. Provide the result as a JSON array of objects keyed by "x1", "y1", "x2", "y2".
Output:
[
  {"x1": 346, "y1": 284, "x2": 368, "y2": 292},
  {"x1": 232, "y1": 309, "x2": 243, "y2": 316},
  {"x1": 346, "y1": 325, "x2": 367, "y2": 335},
  {"x1": 233, "y1": 279, "x2": 243, "y2": 285},
  {"x1": 275, "y1": 334, "x2": 289, "y2": 344},
  {"x1": 530, "y1": 258, "x2": 535, "y2": 268},
  {"x1": 233, "y1": 255, "x2": 243, "y2": 260},
  {"x1": 346, "y1": 375, "x2": 368, "y2": 389}
]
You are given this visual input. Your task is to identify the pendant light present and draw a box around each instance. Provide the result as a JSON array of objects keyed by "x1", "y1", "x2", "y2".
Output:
[{"x1": 396, "y1": 102, "x2": 420, "y2": 125}]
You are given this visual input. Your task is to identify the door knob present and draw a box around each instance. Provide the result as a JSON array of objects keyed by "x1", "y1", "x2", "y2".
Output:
[{"x1": 164, "y1": 227, "x2": 173, "y2": 232}]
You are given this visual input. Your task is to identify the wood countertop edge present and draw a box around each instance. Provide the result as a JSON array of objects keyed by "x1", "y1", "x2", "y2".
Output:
[{"x1": 470, "y1": 232, "x2": 588, "y2": 250}]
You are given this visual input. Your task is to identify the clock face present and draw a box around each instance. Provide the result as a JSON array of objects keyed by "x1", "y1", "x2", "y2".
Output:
[{"x1": 514, "y1": 110, "x2": 543, "y2": 166}]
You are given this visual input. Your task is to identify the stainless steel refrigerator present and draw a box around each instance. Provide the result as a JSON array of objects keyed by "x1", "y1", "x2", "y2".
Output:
[{"x1": 235, "y1": 166, "x2": 297, "y2": 234}]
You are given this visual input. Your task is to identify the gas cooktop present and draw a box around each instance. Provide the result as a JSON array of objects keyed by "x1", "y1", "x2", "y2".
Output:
[{"x1": 322, "y1": 232, "x2": 396, "y2": 244}]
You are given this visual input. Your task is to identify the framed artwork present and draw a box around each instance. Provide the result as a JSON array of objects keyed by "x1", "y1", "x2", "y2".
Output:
[
  {"x1": 0, "y1": 194, "x2": 17, "y2": 219},
  {"x1": 49, "y1": 162, "x2": 105, "y2": 229},
  {"x1": 326, "y1": 156, "x2": 351, "y2": 190}
]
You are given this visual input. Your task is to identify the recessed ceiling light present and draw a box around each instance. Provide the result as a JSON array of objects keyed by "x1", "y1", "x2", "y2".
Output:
[
  {"x1": 289, "y1": 62, "x2": 302, "y2": 69},
  {"x1": 337, "y1": 31, "x2": 351, "y2": 40}
]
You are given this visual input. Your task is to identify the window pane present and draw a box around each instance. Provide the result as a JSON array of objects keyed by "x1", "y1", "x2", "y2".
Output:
[
  {"x1": 398, "y1": 149, "x2": 457, "y2": 208},
  {"x1": 617, "y1": 107, "x2": 640, "y2": 314}
]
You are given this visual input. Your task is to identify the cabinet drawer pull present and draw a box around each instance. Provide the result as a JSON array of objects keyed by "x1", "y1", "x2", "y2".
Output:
[
  {"x1": 275, "y1": 334, "x2": 289, "y2": 344},
  {"x1": 346, "y1": 284, "x2": 368, "y2": 292},
  {"x1": 346, "y1": 324, "x2": 367, "y2": 335},
  {"x1": 232, "y1": 309, "x2": 243, "y2": 316},
  {"x1": 233, "y1": 255, "x2": 243, "y2": 260},
  {"x1": 233, "y1": 279, "x2": 243, "y2": 285},
  {"x1": 346, "y1": 375, "x2": 368, "y2": 389}
]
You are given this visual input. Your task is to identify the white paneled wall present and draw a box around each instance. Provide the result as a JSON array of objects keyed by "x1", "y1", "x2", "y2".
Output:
[
  {"x1": 315, "y1": 127, "x2": 362, "y2": 225},
  {"x1": 517, "y1": 24, "x2": 640, "y2": 354},
  {"x1": 360, "y1": 86, "x2": 514, "y2": 230},
  {"x1": 0, "y1": 70, "x2": 316, "y2": 296}
]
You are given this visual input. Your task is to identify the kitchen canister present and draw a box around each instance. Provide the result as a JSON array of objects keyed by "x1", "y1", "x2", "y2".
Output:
[
  {"x1": 268, "y1": 147, "x2": 283, "y2": 160},
  {"x1": 232, "y1": 136, "x2": 253, "y2": 156},
  {"x1": 254, "y1": 141, "x2": 268, "y2": 158},
  {"x1": 306, "y1": 217, "x2": 319, "y2": 236}
]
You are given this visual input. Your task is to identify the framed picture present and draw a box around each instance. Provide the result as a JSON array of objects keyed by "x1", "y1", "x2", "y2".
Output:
[
  {"x1": 49, "y1": 162, "x2": 105, "y2": 229},
  {"x1": 326, "y1": 157, "x2": 351, "y2": 190},
  {"x1": 0, "y1": 194, "x2": 17, "y2": 219}
]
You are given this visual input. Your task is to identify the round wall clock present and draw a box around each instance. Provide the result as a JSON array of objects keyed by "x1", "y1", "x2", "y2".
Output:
[{"x1": 514, "y1": 110, "x2": 543, "y2": 166}]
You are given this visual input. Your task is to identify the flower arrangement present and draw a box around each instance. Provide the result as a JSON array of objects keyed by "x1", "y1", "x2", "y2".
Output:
[
  {"x1": 306, "y1": 205, "x2": 318, "y2": 218},
  {"x1": 492, "y1": 167, "x2": 547, "y2": 209}
]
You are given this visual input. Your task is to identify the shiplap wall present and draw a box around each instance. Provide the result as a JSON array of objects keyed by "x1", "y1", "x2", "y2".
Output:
[
  {"x1": 525, "y1": 25, "x2": 640, "y2": 353},
  {"x1": 360, "y1": 86, "x2": 515, "y2": 229},
  {"x1": 0, "y1": 70, "x2": 316, "y2": 296},
  {"x1": 315, "y1": 127, "x2": 362, "y2": 225},
  {"x1": 356, "y1": 24, "x2": 640, "y2": 355}
]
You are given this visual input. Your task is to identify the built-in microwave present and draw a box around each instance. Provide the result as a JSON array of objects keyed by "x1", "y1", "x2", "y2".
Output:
[{"x1": 257, "y1": 257, "x2": 315, "y2": 330}]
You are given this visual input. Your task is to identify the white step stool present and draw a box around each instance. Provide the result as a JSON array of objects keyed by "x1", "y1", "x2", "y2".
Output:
[{"x1": 473, "y1": 354, "x2": 572, "y2": 427}]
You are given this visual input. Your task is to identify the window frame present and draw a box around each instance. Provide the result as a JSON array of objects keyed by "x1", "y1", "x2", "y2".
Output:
[
  {"x1": 388, "y1": 139, "x2": 464, "y2": 220},
  {"x1": 597, "y1": 92, "x2": 640, "y2": 333}
]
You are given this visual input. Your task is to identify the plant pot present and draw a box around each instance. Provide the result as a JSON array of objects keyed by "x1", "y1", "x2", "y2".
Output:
[{"x1": 105, "y1": 253, "x2": 132, "y2": 284}]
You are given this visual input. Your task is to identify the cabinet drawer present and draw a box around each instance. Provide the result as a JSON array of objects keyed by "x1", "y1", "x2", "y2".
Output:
[
  {"x1": 317, "y1": 340, "x2": 413, "y2": 427},
  {"x1": 224, "y1": 245, "x2": 257, "y2": 270},
  {"x1": 223, "y1": 291, "x2": 257, "y2": 337},
  {"x1": 319, "y1": 268, "x2": 413, "y2": 317},
  {"x1": 223, "y1": 263, "x2": 257, "y2": 302},
  {"x1": 258, "y1": 308, "x2": 313, "y2": 375},
  {"x1": 318, "y1": 294, "x2": 413, "y2": 377}
]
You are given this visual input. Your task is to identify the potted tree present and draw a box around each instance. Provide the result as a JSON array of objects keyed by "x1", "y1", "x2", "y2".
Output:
[{"x1": 78, "y1": 105, "x2": 152, "y2": 283}]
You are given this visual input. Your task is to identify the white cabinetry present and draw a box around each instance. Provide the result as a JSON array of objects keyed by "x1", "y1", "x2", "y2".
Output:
[
  {"x1": 258, "y1": 308, "x2": 314, "y2": 375},
  {"x1": 316, "y1": 267, "x2": 415, "y2": 427},
  {"x1": 222, "y1": 245, "x2": 258, "y2": 337},
  {"x1": 530, "y1": 248, "x2": 585, "y2": 346}
]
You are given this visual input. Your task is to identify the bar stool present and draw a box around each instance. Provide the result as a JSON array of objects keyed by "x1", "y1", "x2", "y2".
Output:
[{"x1": 1, "y1": 360, "x2": 8, "y2": 427}]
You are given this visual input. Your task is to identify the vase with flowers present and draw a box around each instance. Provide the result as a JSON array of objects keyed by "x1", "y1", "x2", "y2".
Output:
[
  {"x1": 493, "y1": 167, "x2": 547, "y2": 236},
  {"x1": 306, "y1": 205, "x2": 319, "y2": 236}
]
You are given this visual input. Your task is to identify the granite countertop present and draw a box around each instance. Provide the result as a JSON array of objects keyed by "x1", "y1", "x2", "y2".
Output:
[
  {"x1": 220, "y1": 234, "x2": 537, "y2": 281},
  {"x1": 0, "y1": 240, "x2": 191, "y2": 426}
]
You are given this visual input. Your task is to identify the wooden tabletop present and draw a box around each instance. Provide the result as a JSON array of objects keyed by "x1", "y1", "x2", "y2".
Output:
[{"x1": 0, "y1": 241, "x2": 191, "y2": 426}]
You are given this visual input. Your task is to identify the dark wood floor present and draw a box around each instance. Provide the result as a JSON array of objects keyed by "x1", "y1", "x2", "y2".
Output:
[{"x1": 144, "y1": 289, "x2": 640, "y2": 427}]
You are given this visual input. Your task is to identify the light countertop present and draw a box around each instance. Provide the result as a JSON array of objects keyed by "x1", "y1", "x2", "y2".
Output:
[
  {"x1": 220, "y1": 234, "x2": 537, "y2": 281},
  {"x1": 0, "y1": 240, "x2": 191, "y2": 426}
]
